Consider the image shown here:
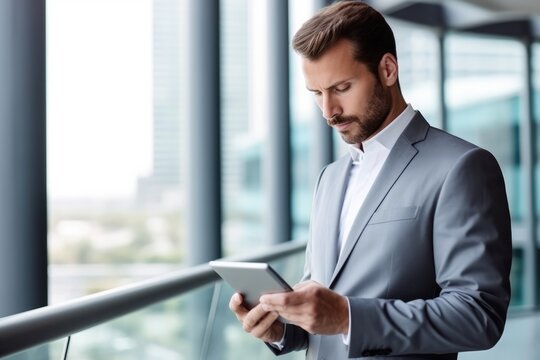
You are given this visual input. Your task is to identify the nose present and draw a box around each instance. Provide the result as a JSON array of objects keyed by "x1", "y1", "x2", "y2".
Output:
[{"x1": 320, "y1": 94, "x2": 342, "y2": 121}]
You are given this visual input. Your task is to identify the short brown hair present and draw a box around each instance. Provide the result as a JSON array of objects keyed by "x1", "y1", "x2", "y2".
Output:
[{"x1": 292, "y1": 1, "x2": 397, "y2": 76}]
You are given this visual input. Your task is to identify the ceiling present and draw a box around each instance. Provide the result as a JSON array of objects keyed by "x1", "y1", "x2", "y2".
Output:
[
  {"x1": 370, "y1": 0, "x2": 540, "y2": 18},
  {"x1": 456, "y1": 0, "x2": 540, "y2": 14}
]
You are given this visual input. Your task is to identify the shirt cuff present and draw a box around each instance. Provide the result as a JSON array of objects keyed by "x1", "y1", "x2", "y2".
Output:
[
  {"x1": 341, "y1": 297, "x2": 352, "y2": 346},
  {"x1": 270, "y1": 323, "x2": 286, "y2": 350}
]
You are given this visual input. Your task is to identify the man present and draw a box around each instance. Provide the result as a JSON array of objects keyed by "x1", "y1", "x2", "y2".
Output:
[{"x1": 229, "y1": 1, "x2": 512, "y2": 359}]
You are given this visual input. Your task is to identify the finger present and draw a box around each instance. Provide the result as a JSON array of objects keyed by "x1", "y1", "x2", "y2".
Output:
[
  {"x1": 229, "y1": 293, "x2": 243, "y2": 310},
  {"x1": 276, "y1": 312, "x2": 309, "y2": 328},
  {"x1": 229, "y1": 293, "x2": 248, "y2": 319},
  {"x1": 260, "y1": 291, "x2": 306, "y2": 308},
  {"x1": 243, "y1": 304, "x2": 271, "y2": 332},
  {"x1": 251, "y1": 311, "x2": 280, "y2": 339},
  {"x1": 263, "y1": 302, "x2": 308, "y2": 318},
  {"x1": 292, "y1": 280, "x2": 318, "y2": 290},
  {"x1": 261, "y1": 302, "x2": 290, "y2": 313},
  {"x1": 275, "y1": 310, "x2": 325, "y2": 335}
]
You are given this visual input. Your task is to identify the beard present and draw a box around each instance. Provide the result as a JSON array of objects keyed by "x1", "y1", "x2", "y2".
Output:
[{"x1": 327, "y1": 81, "x2": 392, "y2": 145}]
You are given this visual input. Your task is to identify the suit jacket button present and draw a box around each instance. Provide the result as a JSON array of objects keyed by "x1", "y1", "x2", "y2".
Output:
[
  {"x1": 361, "y1": 348, "x2": 392, "y2": 356},
  {"x1": 361, "y1": 350, "x2": 374, "y2": 356}
]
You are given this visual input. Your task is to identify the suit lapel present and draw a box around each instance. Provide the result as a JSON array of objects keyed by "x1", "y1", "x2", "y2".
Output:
[
  {"x1": 322, "y1": 156, "x2": 352, "y2": 285},
  {"x1": 329, "y1": 113, "x2": 430, "y2": 287}
]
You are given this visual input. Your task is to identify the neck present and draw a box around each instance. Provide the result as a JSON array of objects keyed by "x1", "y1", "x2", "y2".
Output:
[
  {"x1": 354, "y1": 94, "x2": 407, "y2": 149},
  {"x1": 387, "y1": 96, "x2": 407, "y2": 122}
]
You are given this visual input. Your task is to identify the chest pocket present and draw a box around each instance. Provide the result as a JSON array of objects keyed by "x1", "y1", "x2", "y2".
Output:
[{"x1": 369, "y1": 205, "x2": 419, "y2": 225}]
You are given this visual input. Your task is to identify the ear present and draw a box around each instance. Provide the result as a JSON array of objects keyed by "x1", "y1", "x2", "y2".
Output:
[{"x1": 378, "y1": 53, "x2": 399, "y2": 87}]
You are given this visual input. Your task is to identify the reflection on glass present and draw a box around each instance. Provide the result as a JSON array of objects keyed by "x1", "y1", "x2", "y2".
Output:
[
  {"x1": 445, "y1": 34, "x2": 524, "y2": 306},
  {"x1": 47, "y1": 0, "x2": 188, "y2": 304}
]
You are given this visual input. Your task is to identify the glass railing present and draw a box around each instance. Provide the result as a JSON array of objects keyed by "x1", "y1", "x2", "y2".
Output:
[
  {"x1": 1, "y1": 239, "x2": 539, "y2": 360},
  {"x1": 2, "y1": 339, "x2": 67, "y2": 360},
  {"x1": 0, "y1": 241, "x2": 306, "y2": 359},
  {"x1": 61, "y1": 255, "x2": 305, "y2": 360}
]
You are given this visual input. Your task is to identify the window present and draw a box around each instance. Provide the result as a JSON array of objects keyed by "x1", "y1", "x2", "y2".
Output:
[
  {"x1": 533, "y1": 44, "x2": 540, "y2": 221},
  {"x1": 446, "y1": 33, "x2": 525, "y2": 306},
  {"x1": 220, "y1": 0, "x2": 265, "y2": 255},
  {"x1": 390, "y1": 20, "x2": 441, "y2": 127},
  {"x1": 47, "y1": 0, "x2": 188, "y2": 303},
  {"x1": 290, "y1": 0, "x2": 318, "y2": 241}
]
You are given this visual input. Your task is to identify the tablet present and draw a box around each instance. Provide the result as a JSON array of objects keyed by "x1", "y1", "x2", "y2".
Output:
[{"x1": 209, "y1": 261, "x2": 293, "y2": 309}]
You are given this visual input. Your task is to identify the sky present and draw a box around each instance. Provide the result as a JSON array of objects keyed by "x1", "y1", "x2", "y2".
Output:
[{"x1": 47, "y1": 0, "x2": 153, "y2": 200}]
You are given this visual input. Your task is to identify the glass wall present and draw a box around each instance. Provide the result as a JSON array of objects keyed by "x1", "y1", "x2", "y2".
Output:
[
  {"x1": 47, "y1": 0, "x2": 303, "y2": 305},
  {"x1": 44, "y1": 0, "x2": 540, "y2": 313},
  {"x1": 290, "y1": 0, "x2": 318, "y2": 241},
  {"x1": 533, "y1": 43, "x2": 540, "y2": 306},
  {"x1": 221, "y1": 0, "x2": 317, "y2": 251},
  {"x1": 533, "y1": 44, "x2": 540, "y2": 223},
  {"x1": 390, "y1": 20, "x2": 441, "y2": 127},
  {"x1": 220, "y1": 0, "x2": 260, "y2": 256},
  {"x1": 445, "y1": 34, "x2": 525, "y2": 306},
  {"x1": 47, "y1": 0, "x2": 189, "y2": 303}
]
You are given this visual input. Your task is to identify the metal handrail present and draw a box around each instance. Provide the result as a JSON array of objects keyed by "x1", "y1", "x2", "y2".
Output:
[{"x1": 0, "y1": 240, "x2": 306, "y2": 358}]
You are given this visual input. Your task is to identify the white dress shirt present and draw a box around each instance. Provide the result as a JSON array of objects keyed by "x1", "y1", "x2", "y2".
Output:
[
  {"x1": 338, "y1": 104, "x2": 415, "y2": 256},
  {"x1": 341, "y1": 104, "x2": 416, "y2": 345}
]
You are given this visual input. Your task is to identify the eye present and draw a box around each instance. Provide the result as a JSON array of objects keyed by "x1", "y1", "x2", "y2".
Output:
[
  {"x1": 335, "y1": 84, "x2": 350, "y2": 93},
  {"x1": 312, "y1": 91, "x2": 322, "y2": 97}
]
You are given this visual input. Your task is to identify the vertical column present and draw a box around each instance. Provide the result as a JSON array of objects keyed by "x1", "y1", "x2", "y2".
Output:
[
  {"x1": 521, "y1": 37, "x2": 538, "y2": 309},
  {"x1": 186, "y1": 1, "x2": 221, "y2": 359},
  {"x1": 186, "y1": 0, "x2": 221, "y2": 265},
  {"x1": 313, "y1": 0, "x2": 335, "y2": 173},
  {"x1": 0, "y1": 0, "x2": 48, "y2": 317},
  {"x1": 265, "y1": 0, "x2": 291, "y2": 245},
  {"x1": 437, "y1": 29, "x2": 448, "y2": 131}
]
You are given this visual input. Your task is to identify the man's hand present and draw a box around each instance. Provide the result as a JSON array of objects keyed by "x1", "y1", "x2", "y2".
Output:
[
  {"x1": 259, "y1": 281, "x2": 349, "y2": 335},
  {"x1": 229, "y1": 293, "x2": 285, "y2": 343}
]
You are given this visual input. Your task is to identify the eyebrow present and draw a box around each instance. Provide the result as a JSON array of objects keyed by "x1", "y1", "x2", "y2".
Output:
[{"x1": 306, "y1": 78, "x2": 354, "y2": 92}]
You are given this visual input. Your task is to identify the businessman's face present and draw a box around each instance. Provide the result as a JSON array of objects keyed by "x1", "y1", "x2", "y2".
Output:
[{"x1": 302, "y1": 39, "x2": 392, "y2": 147}]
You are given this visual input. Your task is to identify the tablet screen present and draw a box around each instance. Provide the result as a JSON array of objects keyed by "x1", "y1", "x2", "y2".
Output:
[{"x1": 209, "y1": 261, "x2": 293, "y2": 308}]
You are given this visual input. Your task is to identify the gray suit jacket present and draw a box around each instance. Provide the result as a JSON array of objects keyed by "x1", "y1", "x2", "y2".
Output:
[{"x1": 271, "y1": 112, "x2": 512, "y2": 359}]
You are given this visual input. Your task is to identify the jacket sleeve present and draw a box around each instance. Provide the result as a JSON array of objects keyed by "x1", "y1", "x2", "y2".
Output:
[
  {"x1": 266, "y1": 323, "x2": 309, "y2": 356},
  {"x1": 265, "y1": 237, "x2": 311, "y2": 355},
  {"x1": 346, "y1": 148, "x2": 512, "y2": 357}
]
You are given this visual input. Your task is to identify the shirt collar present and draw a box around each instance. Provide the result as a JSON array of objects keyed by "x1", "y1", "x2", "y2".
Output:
[{"x1": 348, "y1": 104, "x2": 415, "y2": 161}]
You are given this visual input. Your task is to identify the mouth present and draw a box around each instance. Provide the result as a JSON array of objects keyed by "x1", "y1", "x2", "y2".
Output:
[
  {"x1": 332, "y1": 120, "x2": 353, "y2": 132},
  {"x1": 328, "y1": 115, "x2": 358, "y2": 132}
]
